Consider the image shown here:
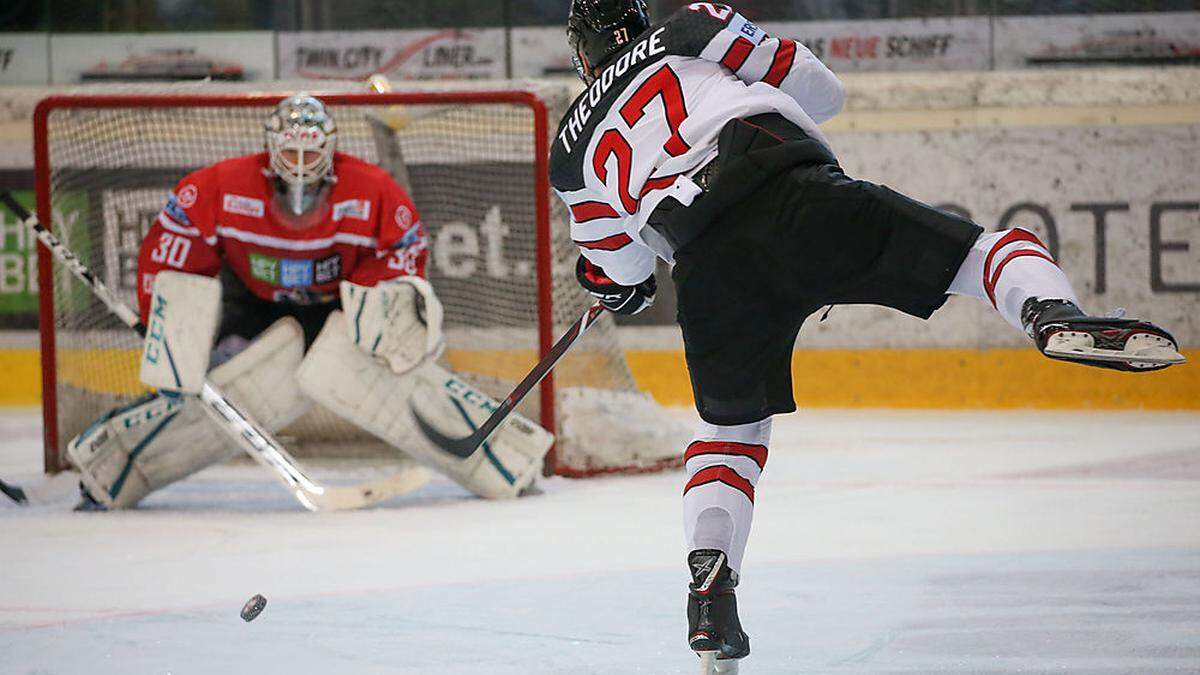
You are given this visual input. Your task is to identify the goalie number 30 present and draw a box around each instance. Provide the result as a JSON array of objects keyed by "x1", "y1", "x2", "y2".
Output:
[{"x1": 149, "y1": 232, "x2": 192, "y2": 268}]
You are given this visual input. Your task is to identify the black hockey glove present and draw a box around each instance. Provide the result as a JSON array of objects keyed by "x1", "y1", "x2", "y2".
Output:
[{"x1": 575, "y1": 256, "x2": 656, "y2": 316}]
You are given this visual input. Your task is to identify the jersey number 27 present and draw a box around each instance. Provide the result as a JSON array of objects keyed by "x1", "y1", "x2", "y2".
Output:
[{"x1": 592, "y1": 65, "x2": 691, "y2": 214}]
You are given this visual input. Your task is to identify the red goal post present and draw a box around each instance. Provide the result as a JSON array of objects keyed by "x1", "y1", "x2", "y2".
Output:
[{"x1": 31, "y1": 87, "x2": 686, "y2": 478}]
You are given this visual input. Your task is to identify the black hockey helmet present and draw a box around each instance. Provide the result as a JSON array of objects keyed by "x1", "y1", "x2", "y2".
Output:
[{"x1": 567, "y1": 0, "x2": 651, "y2": 84}]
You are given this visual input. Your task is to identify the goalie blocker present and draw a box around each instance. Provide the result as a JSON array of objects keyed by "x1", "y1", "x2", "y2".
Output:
[{"x1": 139, "y1": 271, "x2": 222, "y2": 394}]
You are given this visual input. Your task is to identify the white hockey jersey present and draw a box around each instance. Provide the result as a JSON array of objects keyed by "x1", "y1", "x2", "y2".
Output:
[{"x1": 549, "y1": 2, "x2": 846, "y2": 285}]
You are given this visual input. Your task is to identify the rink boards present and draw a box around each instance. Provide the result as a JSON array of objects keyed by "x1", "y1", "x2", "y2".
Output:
[
  {"x1": 0, "y1": 70, "x2": 1197, "y2": 409},
  {"x1": 0, "y1": 342, "x2": 1196, "y2": 409}
]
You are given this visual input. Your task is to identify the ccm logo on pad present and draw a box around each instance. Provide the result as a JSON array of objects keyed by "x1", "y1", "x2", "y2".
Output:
[{"x1": 223, "y1": 194, "x2": 265, "y2": 218}]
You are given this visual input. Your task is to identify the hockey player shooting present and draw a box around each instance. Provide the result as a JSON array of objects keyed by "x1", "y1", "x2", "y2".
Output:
[
  {"x1": 69, "y1": 94, "x2": 551, "y2": 511},
  {"x1": 554, "y1": 2, "x2": 1185, "y2": 671}
]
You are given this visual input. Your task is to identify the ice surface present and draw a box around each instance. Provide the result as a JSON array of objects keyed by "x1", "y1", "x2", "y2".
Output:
[{"x1": 1, "y1": 408, "x2": 1198, "y2": 674}]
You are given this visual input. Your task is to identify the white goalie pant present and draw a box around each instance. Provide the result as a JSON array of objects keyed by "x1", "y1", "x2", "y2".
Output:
[
  {"x1": 67, "y1": 318, "x2": 313, "y2": 509},
  {"x1": 297, "y1": 311, "x2": 553, "y2": 499}
]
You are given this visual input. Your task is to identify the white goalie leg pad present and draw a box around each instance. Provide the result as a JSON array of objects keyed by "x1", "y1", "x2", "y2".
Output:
[
  {"x1": 68, "y1": 392, "x2": 197, "y2": 509},
  {"x1": 297, "y1": 311, "x2": 552, "y2": 499},
  {"x1": 68, "y1": 317, "x2": 312, "y2": 508},
  {"x1": 339, "y1": 277, "x2": 445, "y2": 375},
  {"x1": 139, "y1": 271, "x2": 222, "y2": 394}
]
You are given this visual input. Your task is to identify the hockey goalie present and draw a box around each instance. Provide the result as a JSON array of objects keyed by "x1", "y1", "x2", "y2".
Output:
[{"x1": 68, "y1": 94, "x2": 552, "y2": 510}]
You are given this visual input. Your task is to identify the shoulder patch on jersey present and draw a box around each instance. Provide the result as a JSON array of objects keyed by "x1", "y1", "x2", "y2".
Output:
[
  {"x1": 727, "y1": 13, "x2": 765, "y2": 44},
  {"x1": 177, "y1": 184, "x2": 198, "y2": 209},
  {"x1": 397, "y1": 222, "x2": 422, "y2": 248},
  {"x1": 164, "y1": 195, "x2": 193, "y2": 225},
  {"x1": 395, "y1": 205, "x2": 414, "y2": 229},
  {"x1": 223, "y1": 194, "x2": 264, "y2": 218},
  {"x1": 333, "y1": 199, "x2": 371, "y2": 222}
]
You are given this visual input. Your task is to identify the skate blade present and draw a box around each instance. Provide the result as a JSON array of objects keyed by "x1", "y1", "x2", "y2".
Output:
[
  {"x1": 1045, "y1": 331, "x2": 1186, "y2": 367},
  {"x1": 697, "y1": 651, "x2": 739, "y2": 674}
]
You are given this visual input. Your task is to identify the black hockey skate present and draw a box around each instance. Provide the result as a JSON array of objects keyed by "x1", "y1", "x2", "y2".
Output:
[
  {"x1": 688, "y1": 549, "x2": 748, "y2": 674},
  {"x1": 1022, "y1": 298, "x2": 1185, "y2": 373}
]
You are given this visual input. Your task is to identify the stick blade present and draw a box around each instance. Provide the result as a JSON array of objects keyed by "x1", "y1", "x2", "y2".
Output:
[
  {"x1": 411, "y1": 405, "x2": 486, "y2": 459},
  {"x1": 0, "y1": 479, "x2": 28, "y2": 505},
  {"x1": 306, "y1": 464, "x2": 432, "y2": 511}
]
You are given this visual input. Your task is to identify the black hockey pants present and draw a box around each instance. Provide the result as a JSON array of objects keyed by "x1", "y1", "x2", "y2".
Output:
[{"x1": 662, "y1": 114, "x2": 983, "y2": 425}]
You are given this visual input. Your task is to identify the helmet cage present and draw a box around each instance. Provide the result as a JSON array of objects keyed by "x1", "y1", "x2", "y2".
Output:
[{"x1": 265, "y1": 95, "x2": 337, "y2": 215}]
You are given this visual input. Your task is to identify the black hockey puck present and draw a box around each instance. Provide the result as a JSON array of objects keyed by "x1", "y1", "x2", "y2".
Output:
[{"x1": 240, "y1": 594, "x2": 267, "y2": 622}]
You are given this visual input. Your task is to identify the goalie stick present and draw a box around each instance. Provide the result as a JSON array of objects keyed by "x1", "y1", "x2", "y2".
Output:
[
  {"x1": 0, "y1": 192, "x2": 427, "y2": 511},
  {"x1": 413, "y1": 301, "x2": 606, "y2": 458},
  {"x1": 0, "y1": 477, "x2": 28, "y2": 505}
]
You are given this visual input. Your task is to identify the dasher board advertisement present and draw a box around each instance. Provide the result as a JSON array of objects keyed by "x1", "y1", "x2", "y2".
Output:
[
  {"x1": 50, "y1": 33, "x2": 275, "y2": 84},
  {"x1": 994, "y1": 12, "x2": 1200, "y2": 69},
  {"x1": 763, "y1": 16, "x2": 991, "y2": 72},
  {"x1": 278, "y1": 29, "x2": 505, "y2": 81},
  {"x1": 0, "y1": 34, "x2": 49, "y2": 85}
]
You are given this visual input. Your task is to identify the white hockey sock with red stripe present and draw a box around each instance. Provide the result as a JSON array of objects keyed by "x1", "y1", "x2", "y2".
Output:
[
  {"x1": 683, "y1": 418, "x2": 772, "y2": 573},
  {"x1": 948, "y1": 228, "x2": 1079, "y2": 331}
]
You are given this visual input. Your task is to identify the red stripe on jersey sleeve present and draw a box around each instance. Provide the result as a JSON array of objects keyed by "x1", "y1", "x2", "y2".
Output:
[
  {"x1": 720, "y1": 37, "x2": 755, "y2": 74},
  {"x1": 684, "y1": 465, "x2": 755, "y2": 503},
  {"x1": 763, "y1": 39, "x2": 797, "y2": 87},
  {"x1": 685, "y1": 441, "x2": 768, "y2": 470},
  {"x1": 570, "y1": 200, "x2": 620, "y2": 223},
  {"x1": 575, "y1": 233, "x2": 633, "y2": 251}
]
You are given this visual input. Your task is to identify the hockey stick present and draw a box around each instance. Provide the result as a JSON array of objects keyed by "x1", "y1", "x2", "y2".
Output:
[
  {"x1": 413, "y1": 301, "x2": 606, "y2": 458},
  {"x1": 0, "y1": 477, "x2": 28, "y2": 505},
  {"x1": 0, "y1": 192, "x2": 427, "y2": 511}
]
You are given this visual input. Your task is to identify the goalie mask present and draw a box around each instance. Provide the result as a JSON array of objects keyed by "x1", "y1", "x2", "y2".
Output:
[
  {"x1": 567, "y1": 0, "x2": 651, "y2": 84},
  {"x1": 265, "y1": 94, "x2": 337, "y2": 216}
]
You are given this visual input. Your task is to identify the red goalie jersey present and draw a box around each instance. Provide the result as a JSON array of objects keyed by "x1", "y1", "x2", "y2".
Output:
[{"x1": 137, "y1": 151, "x2": 428, "y2": 322}]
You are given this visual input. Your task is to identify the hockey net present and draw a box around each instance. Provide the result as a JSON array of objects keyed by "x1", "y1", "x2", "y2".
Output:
[{"x1": 33, "y1": 84, "x2": 687, "y2": 478}]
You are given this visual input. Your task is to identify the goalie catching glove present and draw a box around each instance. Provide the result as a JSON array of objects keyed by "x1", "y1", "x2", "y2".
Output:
[
  {"x1": 340, "y1": 276, "x2": 445, "y2": 375},
  {"x1": 575, "y1": 255, "x2": 656, "y2": 315}
]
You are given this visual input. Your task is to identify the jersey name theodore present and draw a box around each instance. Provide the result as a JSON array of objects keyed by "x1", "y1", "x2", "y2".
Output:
[
  {"x1": 558, "y1": 25, "x2": 668, "y2": 155},
  {"x1": 549, "y1": 2, "x2": 845, "y2": 286}
]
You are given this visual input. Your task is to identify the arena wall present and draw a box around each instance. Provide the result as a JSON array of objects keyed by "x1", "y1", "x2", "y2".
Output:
[{"x1": 0, "y1": 68, "x2": 1196, "y2": 409}]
